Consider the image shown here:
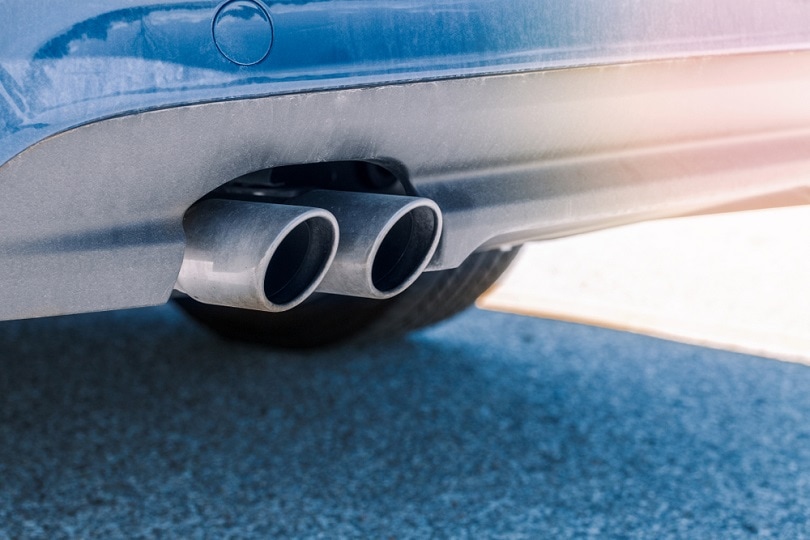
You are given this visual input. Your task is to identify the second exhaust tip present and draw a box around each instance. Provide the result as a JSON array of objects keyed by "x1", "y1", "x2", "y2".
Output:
[{"x1": 293, "y1": 190, "x2": 443, "y2": 299}]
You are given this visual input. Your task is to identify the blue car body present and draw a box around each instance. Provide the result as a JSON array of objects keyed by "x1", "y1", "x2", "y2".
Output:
[
  {"x1": 5, "y1": 0, "x2": 810, "y2": 167},
  {"x1": 2, "y1": 0, "x2": 810, "y2": 320}
]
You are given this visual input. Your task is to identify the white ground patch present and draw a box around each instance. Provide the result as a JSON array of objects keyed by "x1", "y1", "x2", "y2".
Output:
[{"x1": 480, "y1": 205, "x2": 810, "y2": 364}]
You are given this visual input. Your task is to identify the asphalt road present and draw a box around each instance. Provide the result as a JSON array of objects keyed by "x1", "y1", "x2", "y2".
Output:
[{"x1": 0, "y1": 305, "x2": 808, "y2": 538}]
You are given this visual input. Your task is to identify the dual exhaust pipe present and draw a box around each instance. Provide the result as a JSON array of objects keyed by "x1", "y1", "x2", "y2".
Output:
[{"x1": 175, "y1": 191, "x2": 442, "y2": 312}]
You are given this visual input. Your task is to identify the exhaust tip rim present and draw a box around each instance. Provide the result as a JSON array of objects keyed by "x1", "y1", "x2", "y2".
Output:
[
  {"x1": 367, "y1": 198, "x2": 442, "y2": 298},
  {"x1": 256, "y1": 209, "x2": 339, "y2": 312}
]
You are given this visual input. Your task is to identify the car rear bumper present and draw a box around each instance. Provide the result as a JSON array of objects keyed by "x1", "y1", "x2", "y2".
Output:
[{"x1": 2, "y1": 51, "x2": 810, "y2": 321}]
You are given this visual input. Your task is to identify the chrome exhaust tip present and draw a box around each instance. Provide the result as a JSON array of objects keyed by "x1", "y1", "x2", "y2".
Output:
[
  {"x1": 176, "y1": 199, "x2": 338, "y2": 312},
  {"x1": 293, "y1": 191, "x2": 442, "y2": 299}
]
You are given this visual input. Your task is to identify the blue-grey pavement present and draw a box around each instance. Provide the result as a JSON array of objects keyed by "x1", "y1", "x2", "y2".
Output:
[{"x1": 0, "y1": 305, "x2": 808, "y2": 538}]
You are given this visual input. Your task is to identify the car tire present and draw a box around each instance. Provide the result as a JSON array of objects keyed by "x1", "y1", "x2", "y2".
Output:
[{"x1": 174, "y1": 246, "x2": 521, "y2": 349}]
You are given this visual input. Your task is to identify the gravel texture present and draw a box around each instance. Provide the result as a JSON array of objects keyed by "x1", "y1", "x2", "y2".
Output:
[{"x1": 0, "y1": 305, "x2": 808, "y2": 538}]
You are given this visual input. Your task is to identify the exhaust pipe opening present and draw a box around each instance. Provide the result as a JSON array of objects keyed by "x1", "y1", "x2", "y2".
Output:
[
  {"x1": 263, "y1": 217, "x2": 335, "y2": 305},
  {"x1": 176, "y1": 199, "x2": 338, "y2": 312},
  {"x1": 292, "y1": 190, "x2": 442, "y2": 299},
  {"x1": 372, "y1": 206, "x2": 439, "y2": 294}
]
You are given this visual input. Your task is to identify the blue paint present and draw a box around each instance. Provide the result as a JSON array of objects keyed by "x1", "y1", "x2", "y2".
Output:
[
  {"x1": 2, "y1": 0, "x2": 810, "y2": 167},
  {"x1": 213, "y1": 1, "x2": 274, "y2": 66}
]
